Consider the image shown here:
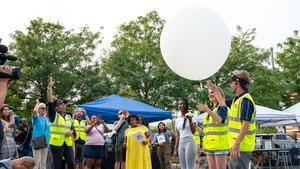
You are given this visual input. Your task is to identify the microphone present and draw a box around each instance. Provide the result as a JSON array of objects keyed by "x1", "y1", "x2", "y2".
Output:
[{"x1": 0, "y1": 45, "x2": 8, "y2": 53}]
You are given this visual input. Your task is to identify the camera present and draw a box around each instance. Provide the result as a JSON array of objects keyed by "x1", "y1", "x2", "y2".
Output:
[{"x1": 0, "y1": 40, "x2": 21, "y2": 80}]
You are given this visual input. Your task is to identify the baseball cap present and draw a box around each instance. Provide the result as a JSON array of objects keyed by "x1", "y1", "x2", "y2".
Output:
[{"x1": 54, "y1": 99, "x2": 68, "y2": 106}]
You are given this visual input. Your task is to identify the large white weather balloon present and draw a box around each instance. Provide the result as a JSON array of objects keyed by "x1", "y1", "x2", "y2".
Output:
[{"x1": 160, "y1": 6, "x2": 231, "y2": 80}]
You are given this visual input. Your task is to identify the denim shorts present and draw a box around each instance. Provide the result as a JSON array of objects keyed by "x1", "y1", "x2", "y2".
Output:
[
  {"x1": 84, "y1": 145, "x2": 104, "y2": 159},
  {"x1": 206, "y1": 150, "x2": 229, "y2": 155}
]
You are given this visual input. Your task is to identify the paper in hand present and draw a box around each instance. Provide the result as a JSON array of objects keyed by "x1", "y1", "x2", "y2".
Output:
[
  {"x1": 157, "y1": 135, "x2": 166, "y2": 144},
  {"x1": 133, "y1": 131, "x2": 145, "y2": 143}
]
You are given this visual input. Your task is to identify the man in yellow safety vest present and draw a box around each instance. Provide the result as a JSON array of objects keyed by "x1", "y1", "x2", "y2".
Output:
[
  {"x1": 73, "y1": 107, "x2": 90, "y2": 169},
  {"x1": 226, "y1": 71, "x2": 256, "y2": 169},
  {"x1": 47, "y1": 77, "x2": 76, "y2": 169}
]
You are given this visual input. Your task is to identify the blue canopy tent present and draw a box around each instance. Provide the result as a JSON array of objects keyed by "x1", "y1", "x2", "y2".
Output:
[{"x1": 78, "y1": 94, "x2": 172, "y2": 123}]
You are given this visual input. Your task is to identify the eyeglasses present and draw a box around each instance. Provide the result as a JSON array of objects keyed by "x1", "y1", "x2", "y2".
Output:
[{"x1": 39, "y1": 107, "x2": 46, "y2": 110}]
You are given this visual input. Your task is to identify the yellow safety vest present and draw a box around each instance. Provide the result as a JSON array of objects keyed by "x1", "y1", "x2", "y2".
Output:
[
  {"x1": 50, "y1": 113, "x2": 73, "y2": 146},
  {"x1": 193, "y1": 130, "x2": 201, "y2": 145},
  {"x1": 228, "y1": 93, "x2": 256, "y2": 152},
  {"x1": 202, "y1": 106, "x2": 229, "y2": 151},
  {"x1": 73, "y1": 119, "x2": 87, "y2": 141}
]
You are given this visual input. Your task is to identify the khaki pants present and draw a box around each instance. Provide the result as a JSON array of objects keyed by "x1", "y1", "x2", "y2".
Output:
[
  {"x1": 33, "y1": 147, "x2": 49, "y2": 169},
  {"x1": 157, "y1": 145, "x2": 171, "y2": 169}
]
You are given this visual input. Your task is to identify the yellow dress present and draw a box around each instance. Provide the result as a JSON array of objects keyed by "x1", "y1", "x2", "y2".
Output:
[{"x1": 125, "y1": 125, "x2": 152, "y2": 169}]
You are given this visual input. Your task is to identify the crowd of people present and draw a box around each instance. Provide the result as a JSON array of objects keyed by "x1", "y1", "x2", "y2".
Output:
[{"x1": 0, "y1": 65, "x2": 256, "y2": 169}]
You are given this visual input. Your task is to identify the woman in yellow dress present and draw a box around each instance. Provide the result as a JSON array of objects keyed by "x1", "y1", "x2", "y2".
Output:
[{"x1": 124, "y1": 114, "x2": 152, "y2": 169}]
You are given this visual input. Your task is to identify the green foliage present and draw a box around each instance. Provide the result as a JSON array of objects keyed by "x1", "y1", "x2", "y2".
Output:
[
  {"x1": 7, "y1": 18, "x2": 105, "y2": 115},
  {"x1": 256, "y1": 126, "x2": 277, "y2": 134},
  {"x1": 276, "y1": 30, "x2": 300, "y2": 106},
  {"x1": 209, "y1": 26, "x2": 270, "y2": 86},
  {"x1": 206, "y1": 26, "x2": 287, "y2": 109},
  {"x1": 101, "y1": 11, "x2": 198, "y2": 110},
  {"x1": 4, "y1": 11, "x2": 300, "y2": 123}
]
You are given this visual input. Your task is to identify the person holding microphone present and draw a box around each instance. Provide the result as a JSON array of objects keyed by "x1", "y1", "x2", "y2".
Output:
[{"x1": 173, "y1": 98, "x2": 197, "y2": 169}]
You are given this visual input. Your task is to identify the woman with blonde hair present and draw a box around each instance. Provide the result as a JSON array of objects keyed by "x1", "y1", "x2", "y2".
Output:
[{"x1": 196, "y1": 85, "x2": 229, "y2": 169}]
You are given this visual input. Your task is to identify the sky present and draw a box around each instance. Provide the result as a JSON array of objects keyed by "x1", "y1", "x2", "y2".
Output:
[{"x1": 1, "y1": 0, "x2": 300, "y2": 52}]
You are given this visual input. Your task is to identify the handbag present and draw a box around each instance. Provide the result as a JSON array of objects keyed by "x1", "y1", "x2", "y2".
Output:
[
  {"x1": 32, "y1": 118, "x2": 47, "y2": 150},
  {"x1": 32, "y1": 135, "x2": 47, "y2": 150}
]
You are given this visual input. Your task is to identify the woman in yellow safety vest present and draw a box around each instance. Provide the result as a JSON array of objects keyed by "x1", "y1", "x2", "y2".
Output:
[{"x1": 196, "y1": 86, "x2": 229, "y2": 169}]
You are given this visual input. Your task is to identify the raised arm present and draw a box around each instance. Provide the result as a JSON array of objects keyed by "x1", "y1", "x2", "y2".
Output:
[
  {"x1": 85, "y1": 121, "x2": 97, "y2": 134},
  {"x1": 83, "y1": 111, "x2": 91, "y2": 125},
  {"x1": 47, "y1": 76, "x2": 54, "y2": 103},
  {"x1": 100, "y1": 120, "x2": 109, "y2": 133},
  {"x1": 47, "y1": 76, "x2": 56, "y2": 123},
  {"x1": 33, "y1": 99, "x2": 39, "y2": 118}
]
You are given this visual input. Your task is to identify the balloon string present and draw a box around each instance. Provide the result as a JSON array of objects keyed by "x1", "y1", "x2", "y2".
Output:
[{"x1": 200, "y1": 81, "x2": 203, "y2": 90}]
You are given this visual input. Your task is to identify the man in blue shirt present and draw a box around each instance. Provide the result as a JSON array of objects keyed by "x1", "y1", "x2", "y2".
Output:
[
  {"x1": 114, "y1": 110, "x2": 129, "y2": 169},
  {"x1": 225, "y1": 71, "x2": 255, "y2": 169}
]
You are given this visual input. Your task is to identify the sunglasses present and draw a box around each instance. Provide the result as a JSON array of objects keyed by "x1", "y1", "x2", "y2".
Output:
[{"x1": 39, "y1": 107, "x2": 46, "y2": 110}]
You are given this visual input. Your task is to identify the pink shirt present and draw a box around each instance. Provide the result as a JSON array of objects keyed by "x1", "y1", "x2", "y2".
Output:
[{"x1": 85, "y1": 124, "x2": 105, "y2": 145}]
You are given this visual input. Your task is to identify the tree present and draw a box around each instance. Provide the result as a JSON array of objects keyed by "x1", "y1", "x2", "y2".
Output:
[
  {"x1": 206, "y1": 26, "x2": 286, "y2": 109},
  {"x1": 7, "y1": 18, "x2": 104, "y2": 116},
  {"x1": 101, "y1": 11, "x2": 198, "y2": 110},
  {"x1": 276, "y1": 30, "x2": 300, "y2": 106},
  {"x1": 210, "y1": 26, "x2": 270, "y2": 86}
]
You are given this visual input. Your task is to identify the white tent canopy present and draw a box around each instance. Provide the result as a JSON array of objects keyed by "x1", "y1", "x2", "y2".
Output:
[
  {"x1": 255, "y1": 105, "x2": 296, "y2": 125},
  {"x1": 284, "y1": 102, "x2": 300, "y2": 123},
  {"x1": 263, "y1": 102, "x2": 300, "y2": 126}
]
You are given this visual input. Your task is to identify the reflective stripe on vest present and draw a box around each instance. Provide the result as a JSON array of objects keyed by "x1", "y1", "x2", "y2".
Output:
[
  {"x1": 73, "y1": 119, "x2": 87, "y2": 141},
  {"x1": 228, "y1": 93, "x2": 256, "y2": 152},
  {"x1": 193, "y1": 131, "x2": 201, "y2": 145},
  {"x1": 50, "y1": 113, "x2": 73, "y2": 147},
  {"x1": 202, "y1": 106, "x2": 229, "y2": 151}
]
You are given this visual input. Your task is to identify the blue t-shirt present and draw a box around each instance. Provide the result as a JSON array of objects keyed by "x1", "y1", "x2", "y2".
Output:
[
  {"x1": 32, "y1": 116, "x2": 50, "y2": 145},
  {"x1": 208, "y1": 105, "x2": 228, "y2": 123},
  {"x1": 226, "y1": 90, "x2": 254, "y2": 122},
  {"x1": 115, "y1": 120, "x2": 129, "y2": 143},
  {"x1": 152, "y1": 130, "x2": 171, "y2": 145}
]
